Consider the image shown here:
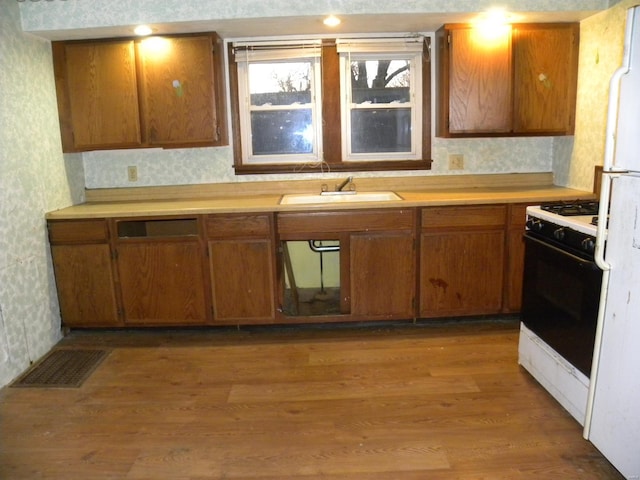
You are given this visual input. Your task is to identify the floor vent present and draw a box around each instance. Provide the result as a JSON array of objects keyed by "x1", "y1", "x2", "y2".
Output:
[{"x1": 11, "y1": 349, "x2": 109, "y2": 388}]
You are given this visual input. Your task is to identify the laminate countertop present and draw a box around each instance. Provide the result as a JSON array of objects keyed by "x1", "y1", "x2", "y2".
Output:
[{"x1": 45, "y1": 183, "x2": 595, "y2": 220}]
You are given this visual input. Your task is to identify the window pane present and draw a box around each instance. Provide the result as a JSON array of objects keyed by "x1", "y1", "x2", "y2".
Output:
[
  {"x1": 249, "y1": 62, "x2": 312, "y2": 106},
  {"x1": 350, "y1": 108, "x2": 411, "y2": 153},
  {"x1": 350, "y1": 60, "x2": 410, "y2": 104},
  {"x1": 251, "y1": 109, "x2": 313, "y2": 155}
]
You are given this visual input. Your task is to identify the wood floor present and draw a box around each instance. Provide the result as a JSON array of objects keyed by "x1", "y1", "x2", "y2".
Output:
[{"x1": 0, "y1": 318, "x2": 623, "y2": 479}]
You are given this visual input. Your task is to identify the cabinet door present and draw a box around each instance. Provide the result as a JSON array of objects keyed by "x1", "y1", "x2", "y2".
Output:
[
  {"x1": 445, "y1": 26, "x2": 512, "y2": 134},
  {"x1": 51, "y1": 244, "x2": 120, "y2": 326},
  {"x1": 117, "y1": 241, "x2": 208, "y2": 325},
  {"x1": 420, "y1": 231, "x2": 505, "y2": 317},
  {"x1": 504, "y1": 204, "x2": 528, "y2": 312},
  {"x1": 513, "y1": 24, "x2": 579, "y2": 134},
  {"x1": 137, "y1": 35, "x2": 219, "y2": 146},
  {"x1": 419, "y1": 205, "x2": 506, "y2": 318},
  {"x1": 209, "y1": 239, "x2": 275, "y2": 322},
  {"x1": 350, "y1": 232, "x2": 415, "y2": 318},
  {"x1": 61, "y1": 40, "x2": 142, "y2": 150}
]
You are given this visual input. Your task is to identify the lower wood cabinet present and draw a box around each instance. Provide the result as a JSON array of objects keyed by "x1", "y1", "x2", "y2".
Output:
[
  {"x1": 47, "y1": 202, "x2": 539, "y2": 328},
  {"x1": 419, "y1": 205, "x2": 506, "y2": 318},
  {"x1": 206, "y1": 214, "x2": 276, "y2": 323},
  {"x1": 48, "y1": 219, "x2": 120, "y2": 327},
  {"x1": 351, "y1": 232, "x2": 415, "y2": 318},
  {"x1": 277, "y1": 208, "x2": 416, "y2": 322},
  {"x1": 114, "y1": 217, "x2": 208, "y2": 325},
  {"x1": 504, "y1": 204, "x2": 529, "y2": 312}
]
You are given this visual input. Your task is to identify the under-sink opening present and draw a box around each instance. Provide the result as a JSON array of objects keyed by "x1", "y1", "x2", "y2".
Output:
[{"x1": 282, "y1": 240, "x2": 342, "y2": 316}]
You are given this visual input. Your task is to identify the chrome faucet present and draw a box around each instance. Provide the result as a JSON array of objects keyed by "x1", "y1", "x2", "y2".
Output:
[
  {"x1": 335, "y1": 176, "x2": 354, "y2": 192},
  {"x1": 320, "y1": 176, "x2": 356, "y2": 195}
]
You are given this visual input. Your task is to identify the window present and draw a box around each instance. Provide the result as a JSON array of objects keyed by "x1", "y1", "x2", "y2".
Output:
[
  {"x1": 234, "y1": 41, "x2": 322, "y2": 164},
  {"x1": 338, "y1": 39, "x2": 423, "y2": 161},
  {"x1": 230, "y1": 37, "x2": 431, "y2": 174}
]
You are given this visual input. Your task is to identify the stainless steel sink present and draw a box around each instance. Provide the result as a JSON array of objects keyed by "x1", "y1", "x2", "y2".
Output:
[{"x1": 279, "y1": 191, "x2": 402, "y2": 205}]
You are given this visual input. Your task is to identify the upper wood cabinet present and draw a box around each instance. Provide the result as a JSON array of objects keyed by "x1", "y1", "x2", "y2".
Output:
[
  {"x1": 52, "y1": 33, "x2": 228, "y2": 152},
  {"x1": 54, "y1": 40, "x2": 142, "y2": 150},
  {"x1": 436, "y1": 23, "x2": 579, "y2": 137},
  {"x1": 440, "y1": 25, "x2": 513, "y2": 135},
  {"x1": 512, "y1": 24, "x2": 580, "y2": 134}
]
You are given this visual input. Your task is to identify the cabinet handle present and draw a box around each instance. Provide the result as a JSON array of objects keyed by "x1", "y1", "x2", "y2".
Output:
[{"x1": 538, "y1": 73, "x2": 552, "y2": 89}]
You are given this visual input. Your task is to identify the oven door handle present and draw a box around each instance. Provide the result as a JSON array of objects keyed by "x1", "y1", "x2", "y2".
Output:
[{"x1": 524, "y1": 233, "x2": 600, "y2": 271}]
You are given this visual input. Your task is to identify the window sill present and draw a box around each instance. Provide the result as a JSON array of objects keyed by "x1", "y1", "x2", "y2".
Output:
[{"x1": 234, "y1": 159, "x2": 433, "y2": 175}]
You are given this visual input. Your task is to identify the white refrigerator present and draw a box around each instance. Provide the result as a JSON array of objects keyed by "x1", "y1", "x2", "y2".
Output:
[{"x1": 584, "y1": 6, "x2": 640, "y2": 480}]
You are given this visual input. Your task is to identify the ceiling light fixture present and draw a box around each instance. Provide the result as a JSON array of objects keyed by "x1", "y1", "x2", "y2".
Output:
[
  {"x1": 134, "y1": 25, "x2": 153, "y2": 36},
  {"x1": 323, "y1": 15, "x2": 341, "y2": 27}
]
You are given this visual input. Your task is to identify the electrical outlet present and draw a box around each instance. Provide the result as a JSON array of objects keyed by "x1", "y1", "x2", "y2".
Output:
[
  {"x1": 127, "y1": 166, "x2": 138, "y2": 182},
  {"x1": 448, "y1": 154, "x2": 464, "y2": 170}
]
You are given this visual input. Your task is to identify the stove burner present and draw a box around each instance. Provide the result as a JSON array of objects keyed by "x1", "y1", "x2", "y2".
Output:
[{"x1": 540, "y1": 200, "x2": 599, "y2": 217}]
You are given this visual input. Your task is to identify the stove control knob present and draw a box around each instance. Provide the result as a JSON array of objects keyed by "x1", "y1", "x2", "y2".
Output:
[
  {"x1": 582, "y1": 237, "x2": 596, "y2": 253},
  {"x1": 526, "y1": 218, "x2": 544, "y2": 232},
  {"x1": 553, "y1": 227, "x2": 566, "y2": 240}
]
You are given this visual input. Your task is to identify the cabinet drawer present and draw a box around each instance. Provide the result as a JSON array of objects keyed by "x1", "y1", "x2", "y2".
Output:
[
  {"x1": 278, "y1": 209, "x2": 415, "y2": 236},
  {"x1": 48, "y1": 219, "x2": 109, "y2": 244},
  {"x1": 421, "y1": 205, "x2": 506, "y2": 229},
  {"x1": 206, "y1": 214, "x2": 271, "y2": 238}
]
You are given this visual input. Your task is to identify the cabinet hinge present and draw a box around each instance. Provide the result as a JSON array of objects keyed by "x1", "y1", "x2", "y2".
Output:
[
  {"x1": 447, "y1": 33, "x2": 451, "y2": 45},
  {"x1": 111, "y1": 249, "x2": 118, "y2": 260}
]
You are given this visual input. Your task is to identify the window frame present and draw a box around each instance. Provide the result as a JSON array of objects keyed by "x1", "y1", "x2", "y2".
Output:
[{"x1": 229, "y1": 37, "x2": 432, "y2": 175}]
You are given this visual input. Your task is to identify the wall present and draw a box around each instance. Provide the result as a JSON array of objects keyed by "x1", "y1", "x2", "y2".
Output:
[
  {"x1": 559, "y1": 0, "x2": 636, "y2": 191},
  {"x1": 0, "y1": 0, "x2": 84, "y2": 388},
  {"x1": 81, "y1": 138, "x2": 557, "y2": 189}
]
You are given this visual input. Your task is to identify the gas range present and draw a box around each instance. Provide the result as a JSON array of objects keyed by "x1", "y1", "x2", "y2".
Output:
[
  {"x1": 526, "y1": 200, "x2": 600, "y2": 257},
  {"x1": 520, "y1": 200, "x2": 604, "y2": 422}
]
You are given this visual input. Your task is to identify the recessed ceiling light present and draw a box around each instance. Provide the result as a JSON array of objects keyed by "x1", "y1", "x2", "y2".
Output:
[
  {"x1": 134, "y1": 25, "x2": 153, "y2": 36},
  {"x1": 323, "y1": 15, "x2": 341, "y2": 27}
]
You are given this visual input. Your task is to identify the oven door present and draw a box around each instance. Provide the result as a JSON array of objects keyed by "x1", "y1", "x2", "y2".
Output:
[{"x1": 521, "y1": 233, "x2": 602, "y2": 377}]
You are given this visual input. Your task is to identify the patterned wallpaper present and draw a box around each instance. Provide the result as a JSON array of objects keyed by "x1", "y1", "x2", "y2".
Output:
[
  {"x1": 82, "y1": 138, "x2": 556, "y2": 189},
  {"x1": 560, "y1": 0, "x2": 636, "y2": 191},
  {"x1": 0, "y1": 0, "x2": 84, "y2": 387}
]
